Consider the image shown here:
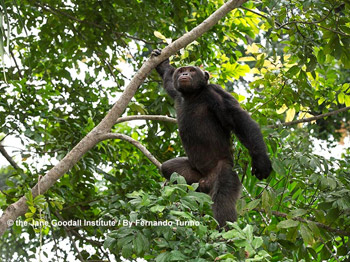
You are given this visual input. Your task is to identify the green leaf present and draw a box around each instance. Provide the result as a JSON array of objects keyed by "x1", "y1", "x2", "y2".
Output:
[
  {"x1": 163, "y1": 187, "x2": 176, "y2": 197},
  {"x1": 300, "y1": 224, "x2": 313, "y2": 245},
  {"x1": 277, "y1": 219, "x2": 300, "y2": 229},
  {"x1": 344, "y1": 95, "x2": 350, "y2": 107},
  {"x1": 307, "y1": 247, "x2": 318, "y2": 260},
  {"x1": 170, "y1": 250, "x2": 188, "y2": 260},
  {"x1": 252, "y1": 237, "x2": 264, "y2": 249},
  {"x1": 306, "y1": 56, "x2": 317, "y2": 72},
  {"x1": 117, "y1": 235, "x2": 133, "y2": 249},
  {"x1": 217, "y1": 253, "x2": 235, "y2": 260},
  {"x1": 154, "y1": 31, "x2": 167, "y2": 41},
  {"x1": 134, "y1": 232, "x2": 148, "y2": 255},
  {"x1": 150, "y1": 205, "x2": 166, "y2": 213},
  {"x1": 287, "y1": 209, "x2": 307, "y2": 219},
  {"x1": 338, "y1": 92, "x2": 345, "y2": 104},
  {"x1": 245, "y1": 199, "x2": 261, "y2": 211},
  {"x1": 286, "y1": 65, "x2": 300, "y2": 77},
  {"x1": 262, "y1": 190, "x2": 271, "y2": 216},
  {"x1": 103, "y1": 236, "x2": 116, "y2": 249},
  {"x1": 197, "y1": 224, "x2": 208, "y2": 238},
  {"x1": 156, "y1": 252, "x2": 171, "y2": 262},
  {"x1": 25, "y1": 191, "x2": 34, "y2": 204},
  {"x1": 278, "y1": 239, "x2": 297, "y2": 250},
  {"x1": 313, "y1": 210, "x2": 326, "y2": 223},
  {"x1": 34, "y1": 195, "x2": 46, "y2": 205},
  {"x1": 28, "y1": 206, "x2": 36, "y2": 213},
  {"x1": 169, "y1": 173, "x2": 186, "y2": 184},
  {"x1": 24, "y1": 213, "x2": 34, "y2": 218},
  {"x1": 272, "y1": 158, "x2": 286, "y2": 175},
  {"x1": 317, "y1": 50, "x2": 326, "y2": 64},
  {"x1": 169, "y1": 210, "x2": 192, "y2": 219},
  {"x1": 306, "y1": 221, "x2": 320, "y2": 238},
  {"x1": 121, "y1": 243, "x2": 133, "y2": 258},
  {"x1": 325, "y1": 208, "x2": 340, "y2": 223}
]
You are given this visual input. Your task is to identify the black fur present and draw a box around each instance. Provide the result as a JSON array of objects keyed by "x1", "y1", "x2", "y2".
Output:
[{"x1": 152, "y1": 49, "x2": 272, "y2": 227}]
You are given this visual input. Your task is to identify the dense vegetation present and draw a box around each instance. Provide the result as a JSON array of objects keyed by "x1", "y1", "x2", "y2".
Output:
[{"x1": 0, "y1": 0, "x2": 349, "y2": 261}]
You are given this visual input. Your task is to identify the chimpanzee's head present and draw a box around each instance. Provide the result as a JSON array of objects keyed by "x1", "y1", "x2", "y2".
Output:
[{"x1": 173, "y1": 66, "x2": 209, "y2": 93}]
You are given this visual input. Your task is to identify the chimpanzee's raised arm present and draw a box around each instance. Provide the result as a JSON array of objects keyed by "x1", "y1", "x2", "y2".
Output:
[
  {"x1": 152, "y1": 49, "x2": 179, "y2": 100},
  {"x1": 209, "y1": 85, "x2": 272, "y2": 180}
]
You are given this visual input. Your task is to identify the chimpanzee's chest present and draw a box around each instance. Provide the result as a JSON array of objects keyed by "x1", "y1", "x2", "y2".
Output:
[
  {"x1": 177, "y1": 101, "x2": 206, "y2": 129},
  {"x1": 174, "y1": 97, "x2": 232, "y2": 170},
  {"x1": 175, "y1": 100, "x2": 222, "y2": 146}
]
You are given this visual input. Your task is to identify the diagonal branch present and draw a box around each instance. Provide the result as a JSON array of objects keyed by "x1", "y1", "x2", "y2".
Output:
[
  {"x1": 97, "y1": 133, "x2": 161, "y2": 169},
  {"x1": 0, "y1": 144, "x2": 21, "y2": 170},
  {"x1": 0, "y1": 0, "x2": 248, "y2": 236},
  {"x1": 269, "y1": 106, "x2": 350, "y2": 128}
]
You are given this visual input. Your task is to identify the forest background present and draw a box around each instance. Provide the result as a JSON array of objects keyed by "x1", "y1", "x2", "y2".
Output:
[{"x1": 0, "y1": 0, "x2": 350, "y2": 261}]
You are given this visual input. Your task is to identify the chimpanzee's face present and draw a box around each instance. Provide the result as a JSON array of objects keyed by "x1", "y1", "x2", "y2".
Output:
[{"x1": 173, "y1": 66, "x2": 209, "y2": 93}]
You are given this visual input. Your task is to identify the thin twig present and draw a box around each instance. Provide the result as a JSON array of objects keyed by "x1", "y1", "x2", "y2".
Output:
[
  {"x1": 319, "y1": 237, "x2": 340, "y2": 262},
  {"x1": 241, "y1": 7, "x2": 286, "y2": 29},
  {"x1": 54, "y1": 212, "x2": 86, "y2": 262},
  {"x1": 35, "y1": 2, "x2": 161, "y2": 45},
  {"x1": 252, "y1": 82, "x2": 286, "y2": 115},
  {"x1": 243, "y1": 186, "x2": 269, "y2": 225},
  {"x1": 277, "y1": 6, "x2": 334, "y2": 30},
  {"x1": 34, "y1": 2, "x2": 104, "y2": 29}
]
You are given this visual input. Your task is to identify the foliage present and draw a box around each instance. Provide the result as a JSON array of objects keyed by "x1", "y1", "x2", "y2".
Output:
[
  {"x1": 105, "y1": 174, "x2": 270, "y2": 262},
  {"x1": 0, "y1": 0, "x2": 350, "y2": 261}
]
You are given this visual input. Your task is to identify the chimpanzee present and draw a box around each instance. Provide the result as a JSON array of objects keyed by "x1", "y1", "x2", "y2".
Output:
[{"x1": 152, "y1": 49, "x2": 272, "y2": 227}]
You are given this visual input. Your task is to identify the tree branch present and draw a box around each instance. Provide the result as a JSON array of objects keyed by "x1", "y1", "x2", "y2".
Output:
[
  {"x1": 9, "y1": 49, "x2": 23, "y2": 78},
  {"x1": 0, "y1": 144, "x2": 20, "y2": 170},
  {"x1": 255, "y1": 208, "x2": 350, "y2": 236},
  {"x1": 116, "y1": 115, "x2": 177, "y2": 125},
  {"x1": 34, "y1": 2, "x2": 104, "y2": 29},
  {"x1": 244, "y1": 5, "x2": 350, "y2": 37},
  {"x1": 277, "y1": 6, "x2": 334, "y2": 30},
  {"x1": 115, "y1": 105, "x2": 350, "y2": 130},
  {"x1": 35, "y1": 2, "x2": 163, "y2": 45},
  {"x1": 269, "y1": 106, "x2": 350, "y2": 128},
  {"x1": 241, "y1": 7, "x2": 287, "y2": 29},
  {"x1": 0, "y1": 0, "x2": 248, "y2": 235},
  {"x1": 97, "y1": 133, "x2": 161, "y2": 169}
]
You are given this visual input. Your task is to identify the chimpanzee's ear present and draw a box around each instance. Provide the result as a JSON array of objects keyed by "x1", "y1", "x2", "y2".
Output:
[{"x1": 204, "y1": 71, "x2": 209, "y2": 82}]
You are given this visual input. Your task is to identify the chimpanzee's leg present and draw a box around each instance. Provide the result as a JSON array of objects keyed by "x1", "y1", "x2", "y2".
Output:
[
  {"x1": 202, "y1": 160, "x2": 242, "y2": 227},
  {"x1": 161, "y1": 157, "x2": 202, "y2": 184}
]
